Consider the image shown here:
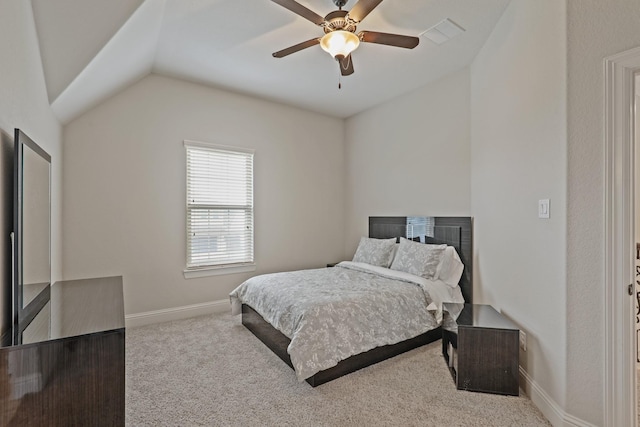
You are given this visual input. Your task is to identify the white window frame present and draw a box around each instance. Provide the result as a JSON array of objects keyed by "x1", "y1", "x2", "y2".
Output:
[{"x1": 183, "y1": 140, "x2": 255, "y2": 278}]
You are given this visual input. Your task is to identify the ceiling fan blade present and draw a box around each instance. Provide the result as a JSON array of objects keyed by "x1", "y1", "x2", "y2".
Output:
[
  {"x1": 271, "y1": 0, "x2": 325, "y2": 26},
  {"x1": 272, "y1": 38, "x2": 321, "y2": 58},
  {"x1": 348, "y1": 0, "x2": 383, "y2": 23},
  {"x1": 339, "y1": 55, "x2": 354, "y2": 76},
  {"x1": 359, "y1": 31, "x2": 419, "y2": 49}
]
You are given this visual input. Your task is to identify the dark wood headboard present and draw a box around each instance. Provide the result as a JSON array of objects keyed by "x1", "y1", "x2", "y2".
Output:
[{"x1": 369, "y1": 216, "x2": 473, "y2": 303}]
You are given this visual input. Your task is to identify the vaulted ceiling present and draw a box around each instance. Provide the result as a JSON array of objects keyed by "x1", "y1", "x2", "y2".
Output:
[{"x1": 30, "y1": 0, "x2": 511, "y2": 124}]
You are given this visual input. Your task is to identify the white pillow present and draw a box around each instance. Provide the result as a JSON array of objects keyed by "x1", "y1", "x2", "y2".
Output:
[
  {"x1": 389, "y1": 237, "x2": 446, "y2": 279},
  {"x1": 352, "y1": 237, "x2": 397, "y2": 268},
  {"x1": 435, "y1": 246, "x2": 465, "y2": 288}
]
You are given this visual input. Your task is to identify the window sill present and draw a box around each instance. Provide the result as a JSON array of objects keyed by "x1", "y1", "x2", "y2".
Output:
[{"x1": 183, "y1": 264, "x2": 256, "y2": 279}]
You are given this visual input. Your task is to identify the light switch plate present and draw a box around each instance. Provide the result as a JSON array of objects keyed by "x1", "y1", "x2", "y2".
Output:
[{"x1": 538, "y1": 199, "x2": 550, "y2": 219}]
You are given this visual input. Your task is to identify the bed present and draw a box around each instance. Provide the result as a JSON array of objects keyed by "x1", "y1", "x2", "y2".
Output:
[{"x1": 230, "y1": 216, "x2": 473, "y2": 386}]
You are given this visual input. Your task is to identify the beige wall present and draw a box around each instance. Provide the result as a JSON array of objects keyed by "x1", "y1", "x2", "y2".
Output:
[
  {"x1": 62, "y1": 74, "x2": 345, "y2": 315},
  {"x1": 0, "y1": 1, "x2": 62, "y2": 338},
  {"x1": 566, "y1": 0, "x2": 640, "y2": 424},
  {"x1": 344, "y1": 68, "x2": 472, "y2": 255},
  {"x1": 470, "y1": 0, "x2": 567, "y2": 415}
]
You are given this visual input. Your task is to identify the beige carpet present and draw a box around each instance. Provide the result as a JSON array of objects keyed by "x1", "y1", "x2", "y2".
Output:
[{"x1": 125, "y1": 312, "x2": 550, "y2": 426}]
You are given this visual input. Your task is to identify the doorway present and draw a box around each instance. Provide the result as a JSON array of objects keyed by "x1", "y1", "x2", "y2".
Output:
[{"x1": 604, "y1": 46, "x2": 640, "y2": 427}]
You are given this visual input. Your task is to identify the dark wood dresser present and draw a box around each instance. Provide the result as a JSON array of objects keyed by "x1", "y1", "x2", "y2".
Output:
[
  {"x1": 442, "y1": 303, "x2": 519, "y2": 396},
  {"x1": 0, "y1": 276, "x2": 125, "y2": 426}
]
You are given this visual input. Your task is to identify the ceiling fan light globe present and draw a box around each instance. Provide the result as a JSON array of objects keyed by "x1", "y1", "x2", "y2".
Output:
[{"x1": 320, "y1": 31, "x2": 360, "y2": 59}]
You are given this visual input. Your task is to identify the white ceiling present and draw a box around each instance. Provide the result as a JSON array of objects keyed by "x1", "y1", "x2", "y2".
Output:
[{"x1": 30, "y1": 0, "x2": 512, "y2": 124}]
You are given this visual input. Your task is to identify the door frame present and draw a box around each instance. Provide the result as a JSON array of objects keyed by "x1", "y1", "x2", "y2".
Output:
[{"x1": 604, "y1": 46, "x2": 640, "y2": 427}]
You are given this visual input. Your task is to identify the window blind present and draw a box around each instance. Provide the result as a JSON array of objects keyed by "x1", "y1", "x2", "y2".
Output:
[{"x1": 185, "y1": 141, "x2": 254, "y2": 269}]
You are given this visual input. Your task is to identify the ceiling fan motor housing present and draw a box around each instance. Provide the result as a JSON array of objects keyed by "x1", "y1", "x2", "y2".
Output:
[{"x1": 323, "y1": 10, "x2": 357, "y2": 34}]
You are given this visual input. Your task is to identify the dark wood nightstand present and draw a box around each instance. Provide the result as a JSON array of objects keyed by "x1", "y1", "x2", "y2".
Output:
[{"x1": 442, "y1": 303, "x2": 520, "y2": 396}]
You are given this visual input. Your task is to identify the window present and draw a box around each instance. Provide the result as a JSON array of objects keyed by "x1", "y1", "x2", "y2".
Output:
[{"x1": 184, "y1": 141, "x2": 254, "y2": 272}]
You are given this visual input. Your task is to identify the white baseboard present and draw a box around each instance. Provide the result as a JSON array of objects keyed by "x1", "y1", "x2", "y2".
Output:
[
  {"x1": 520, "y1": 368, "x2": 598, "y2": 427},
  {"x1": 125, "y1": 299, "x2": 230, "y2": 328}
]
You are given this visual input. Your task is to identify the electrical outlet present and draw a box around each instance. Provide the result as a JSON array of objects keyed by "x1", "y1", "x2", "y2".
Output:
[{"x1": 520, "y1": 331, "x2": 527, "y2": 351}]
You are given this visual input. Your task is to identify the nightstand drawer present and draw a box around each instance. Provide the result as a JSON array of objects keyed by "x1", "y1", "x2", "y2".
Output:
[{"x1": 457, "y1": 326, "x2": 519, "y2": 395}]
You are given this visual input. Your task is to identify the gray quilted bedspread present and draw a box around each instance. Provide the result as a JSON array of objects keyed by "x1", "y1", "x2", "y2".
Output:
[{"x1": 229, "y1": 262, "x2": 445, "y2": 382}]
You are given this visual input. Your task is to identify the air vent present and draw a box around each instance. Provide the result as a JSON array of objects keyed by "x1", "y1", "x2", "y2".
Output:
[{"x1": 420, "y1": 18, "x2": 465, "y2": 45}]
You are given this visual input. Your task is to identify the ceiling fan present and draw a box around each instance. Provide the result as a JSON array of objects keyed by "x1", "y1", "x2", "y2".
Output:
[{"x1": 271, "y1": 0, "x2": 419, "y2": 77}]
